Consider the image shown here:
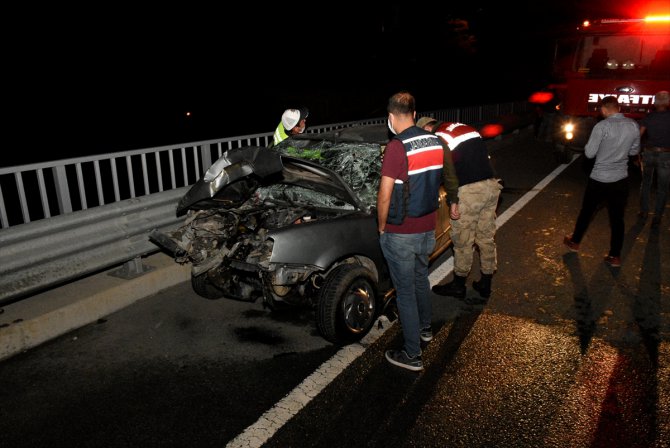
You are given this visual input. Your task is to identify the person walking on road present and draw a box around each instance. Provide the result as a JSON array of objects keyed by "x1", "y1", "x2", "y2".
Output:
[
  {"x1": 417, "y1": 117, "x2": 502, "y2": 300},
  {"x1": 564, "y1": 96, "x2": 640, "y2": 267},
  {"x1": 271, "y1": 108, "x2": 309, "y2": 147},
  {"x1": 377, "y1": 92, "x2": 460, "y2": 372},
  {"x1": 638, "y1": 90, "x2": 670, "y2": 229}
]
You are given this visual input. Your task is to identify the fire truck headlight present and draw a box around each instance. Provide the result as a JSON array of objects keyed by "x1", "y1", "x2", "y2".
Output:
[
  {"x1": 563, "y1": 123, "x2": 575, "y2": 140},
  {"x1": 606, "y1": 58, "x2": 619, "y2": 69},
  {"x1": 622, "y1": 60, "x2": 635, "y2": 70}
]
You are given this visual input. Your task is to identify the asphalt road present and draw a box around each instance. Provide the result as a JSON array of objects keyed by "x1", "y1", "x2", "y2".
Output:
[{"x1": 1, "y1": 130, "x2": 668, "y2": 448}]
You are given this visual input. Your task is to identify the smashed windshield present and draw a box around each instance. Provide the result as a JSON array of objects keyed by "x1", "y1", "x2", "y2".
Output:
[{"x1": 272, "y1": 137, "x2": 383, "y2": 208}]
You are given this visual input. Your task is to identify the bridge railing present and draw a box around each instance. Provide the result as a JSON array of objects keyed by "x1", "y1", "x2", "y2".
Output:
[
  {"x1": 0, "y1": 101, "x2": 530, "y2": 305},
  {"x1": 0, "y1": 103, "x2": 528, "y2": 229},
  {"x1": 0, "y1": 118, "x2": 391, "y2": 229}
]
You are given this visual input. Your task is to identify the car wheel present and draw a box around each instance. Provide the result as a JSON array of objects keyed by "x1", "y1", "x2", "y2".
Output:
[
  {"x1": 317, "y1": 264, "x2": 377, "y2": 345},
  {"x1": 191, "y1": 274, "x2": 225, "y2": 299}
]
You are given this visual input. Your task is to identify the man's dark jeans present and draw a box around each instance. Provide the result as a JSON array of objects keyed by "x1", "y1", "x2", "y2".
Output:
[
  {"x1": 380, "y1": 231, "x2": 435, "y2": 358},
  {"x1": 572, "y1": 177, "x2": 628, "y2": 257},
  {"x1": 640, "y1": 151, "x2": 670, "y2": 219}
]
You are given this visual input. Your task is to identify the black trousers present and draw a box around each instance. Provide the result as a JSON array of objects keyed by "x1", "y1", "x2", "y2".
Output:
[{"x1": 572, "y1": 177, "x2": 628, "y2": 257}]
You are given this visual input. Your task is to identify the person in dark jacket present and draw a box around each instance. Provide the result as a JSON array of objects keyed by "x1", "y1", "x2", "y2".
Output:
[
  {"x1": 418, "y1": 117, "x2": 502, "y2": 299},
  {"x1": 638, "y1": 90, "x2": 670, "y2": 229}
]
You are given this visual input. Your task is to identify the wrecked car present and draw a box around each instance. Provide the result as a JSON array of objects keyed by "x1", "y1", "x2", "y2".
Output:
[{"x1": 149, "y1": 124, "x2": 453, "y2": 345}]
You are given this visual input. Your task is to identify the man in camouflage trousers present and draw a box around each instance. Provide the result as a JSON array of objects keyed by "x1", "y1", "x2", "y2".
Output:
[{"x1": 417, "y1": 117, "x2": 502, "y2": 298}]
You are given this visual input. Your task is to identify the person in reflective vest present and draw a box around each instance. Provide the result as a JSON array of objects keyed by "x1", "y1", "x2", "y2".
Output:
[{"x1": 272, "y1": 108, "x2": 309, "y2": 147}]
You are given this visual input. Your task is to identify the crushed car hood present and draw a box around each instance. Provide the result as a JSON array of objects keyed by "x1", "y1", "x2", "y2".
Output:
[{"x1": 177, "y1": 146, "x2": 363, "y2": 215}]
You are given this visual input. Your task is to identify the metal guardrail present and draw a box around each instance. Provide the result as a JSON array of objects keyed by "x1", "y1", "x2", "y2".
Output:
[
  {"x1": 0, "y1": 118, "x2": 387, "y2": 229},
  {"x1": 0, "y1": 104, "x2": 526, "y2": 229},
  {"x1": 0, "y1": 101, "x2": 529, "y2": 306},
  {"x1": 0, "y1": 187, "x2": 189, "y2": 306}
]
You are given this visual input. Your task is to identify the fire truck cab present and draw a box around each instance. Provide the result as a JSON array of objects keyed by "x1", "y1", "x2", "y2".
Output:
[{"x1": 544, "y1": 16, "x2": 670, "y2": 162}]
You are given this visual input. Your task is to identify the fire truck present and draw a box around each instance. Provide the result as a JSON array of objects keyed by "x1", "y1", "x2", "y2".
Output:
[{"x1": 536, "y1": 15, "x2": 670, "y2": 163}]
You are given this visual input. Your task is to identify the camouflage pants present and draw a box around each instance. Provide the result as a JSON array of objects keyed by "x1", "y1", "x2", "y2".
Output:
[{"x1": 450, "y1": 178, "x2": 502, "y2": 276}]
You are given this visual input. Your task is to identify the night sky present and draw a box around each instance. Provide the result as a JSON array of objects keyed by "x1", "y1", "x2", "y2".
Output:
[{"x1": 5, "y1": 1, "x2": 664, "y2": 167}]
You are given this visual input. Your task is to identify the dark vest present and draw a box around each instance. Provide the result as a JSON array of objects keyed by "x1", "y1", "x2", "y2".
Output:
[{"x1": 387, "y1": 126, "x2": 444, "y2": 225}]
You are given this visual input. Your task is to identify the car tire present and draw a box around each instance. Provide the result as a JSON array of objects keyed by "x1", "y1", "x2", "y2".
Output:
[
  {"x1": 191, "y1": 274, "x2": 225, "y2": 299},
  {"x1": 317, "y1": 264, "x2": 378, "y2": 345}
]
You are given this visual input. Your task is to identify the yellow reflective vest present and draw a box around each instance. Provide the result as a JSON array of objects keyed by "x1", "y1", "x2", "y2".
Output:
[{"x1": 272, "y1": 122, "x2": 289, "y2": 147}]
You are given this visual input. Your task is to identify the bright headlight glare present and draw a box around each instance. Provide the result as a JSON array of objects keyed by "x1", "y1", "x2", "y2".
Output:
[
  {"x1": 564, "y1": 123, "x2": 575, "y2": 132},
  {"x1": 566, "y1": 132, "x2": 574, "y2": 140}
]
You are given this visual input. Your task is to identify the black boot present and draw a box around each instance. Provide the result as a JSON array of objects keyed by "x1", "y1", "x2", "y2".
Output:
[
  {"x1": 472, "y1": 272, "x2": 492, "y2": 298},
  {"x1": 432, "y1": 275, "x2": 466, "y2": 298}
]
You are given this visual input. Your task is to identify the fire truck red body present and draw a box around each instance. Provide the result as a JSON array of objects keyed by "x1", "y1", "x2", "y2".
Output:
[{"x1": 540, "y1": 16, "x2": 670, "y2": 161}]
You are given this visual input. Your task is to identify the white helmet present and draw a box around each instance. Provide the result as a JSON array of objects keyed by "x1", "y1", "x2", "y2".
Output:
[{"x1": 281, "y1": 108, "x2": 309, "y2": 130}]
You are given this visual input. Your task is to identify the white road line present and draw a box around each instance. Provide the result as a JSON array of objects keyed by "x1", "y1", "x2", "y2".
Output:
[
  {"x1": 496, "y1": 153, "x2": 579, "y2": 228},
  {"x1": 429, "y1": 255, "x2": 454, "y2": 286},
  {"x1": 225, "y1": 316, "x2": 392, "y2": 448},
  {"x1": 226, "y1": 154, "x2": 580, "y2": 448}
]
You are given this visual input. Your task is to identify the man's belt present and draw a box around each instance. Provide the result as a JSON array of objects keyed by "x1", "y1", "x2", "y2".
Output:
[{"x1": 645, "y1": 146, "x2": 670, "y2": 153}]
